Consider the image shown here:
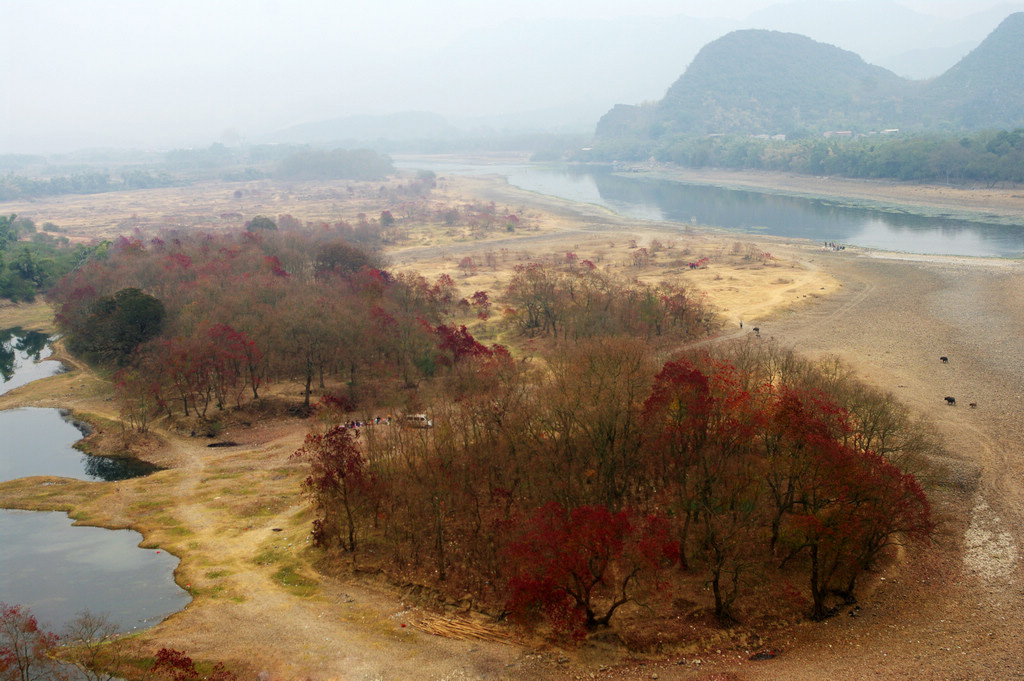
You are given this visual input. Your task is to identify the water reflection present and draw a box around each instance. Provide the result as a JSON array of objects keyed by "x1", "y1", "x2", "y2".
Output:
[
  {"x1": 0, "y1": 327, "x2": 64, "y2": 394},
  {"x1": 0, "y1": 408, "x2": 160, "y2": 483},
  {"x1": 0, "y1": 509, "x2": 190, "y2": 632},
  {"x1": 395, "y1": 158, "x2": 1024, "y2": 258},
  {"x1": 590, "y1": 170, "x2": 1024, "y2": 257}
]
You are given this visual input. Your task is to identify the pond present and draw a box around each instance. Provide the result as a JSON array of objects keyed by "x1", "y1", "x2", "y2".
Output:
[
  {"x1": 0, "y1": 331, "x2": 184, "y2": 633},
  {"x1": 0, "y1": 509, "x2": 190, "y2": 632},
  {"x1": 1, "y1": 327, "x2": 64, "y2": 396},
  {"x1": 0, "y1": 407, "x2": 161, "y2": 482},
  {"x1": 394, "y1": 158, "x2": 1024, "y2": 258}
]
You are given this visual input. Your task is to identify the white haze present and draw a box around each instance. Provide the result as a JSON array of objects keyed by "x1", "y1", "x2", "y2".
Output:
[{"x1": 1, "y1": 0, "x2": 1021, "y2": 154}]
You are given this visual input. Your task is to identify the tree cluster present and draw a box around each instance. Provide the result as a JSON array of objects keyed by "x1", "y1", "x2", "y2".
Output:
[
  {"x1": 504, "y1": 262, "x2": 716, "y2": 342},
  {"x1": 298, "y1": 338, "x2": 933, "y2": 637},
  {"x1": 47, "y1": 225, "x2": 472, "y2": 425},
  {"x1": 586, "y1": 129, "x2": 1024, "y2": 187},
  {"x1": 0, "y1": 214, "x2": 93, "y2": 302}
]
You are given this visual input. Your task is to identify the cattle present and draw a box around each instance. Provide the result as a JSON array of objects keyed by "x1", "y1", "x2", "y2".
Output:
[
  {"x1": 940, "y1": 356, "x2": 949, "y2": 363},
  {"x1": 753, "y1": 327, "x2": 760, "y2": 336},
  {"x1": 970, "y1": 402, "x2": 978, "y2": 408},
  {"x1": 944, "y1": 396, "x2": 956, "y2": 405}
]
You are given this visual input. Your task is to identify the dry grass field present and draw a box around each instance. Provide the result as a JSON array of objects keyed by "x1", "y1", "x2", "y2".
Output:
[{"x1": 1, "y1": 167, "x2": 1022, "y2": 680}]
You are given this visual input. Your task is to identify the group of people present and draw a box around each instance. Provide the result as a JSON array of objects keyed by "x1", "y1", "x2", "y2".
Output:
[
  {"x1": 823, "y1": 241, "x2": 846, "y2": 251},
  {"x1": 341, "y1": 416, "x2": 391, "y2": 429}
]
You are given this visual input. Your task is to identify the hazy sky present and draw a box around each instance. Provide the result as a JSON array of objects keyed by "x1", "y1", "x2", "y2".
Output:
[{"x1": 1, "y1": 0, "x2": 1019, "y2": 154}]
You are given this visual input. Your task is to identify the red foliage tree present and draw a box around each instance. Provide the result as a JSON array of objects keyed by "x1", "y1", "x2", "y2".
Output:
[
  {"x1": 768, "y1": 386, "x2": 933, "y2": 619},
  {"x1": 434, "y1": 324, "x2": 491, "y2": 366},
  {"x1": 293, "y1": 425, "x2": 376, "y2": 551},
  {"x1": 641, "y1": 356, "x2": 766, "y2": 618},
  {"x1": 470, "y1": 290, "x2": 490, "y2": 319},
  {"x1": 504, "y1": 503, "x2": 678, "y2": 636},
  {"x1": 0, "y1": 603, "x2": 65, "y2": 681},
  {"x1": 152, "y1": 648, "x2": 236, "y2": 681}
]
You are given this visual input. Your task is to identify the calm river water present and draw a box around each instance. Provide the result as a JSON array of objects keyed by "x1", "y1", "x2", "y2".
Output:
[{"x1": 395, "y1": 159, "x2": 1024, "y2": 258}]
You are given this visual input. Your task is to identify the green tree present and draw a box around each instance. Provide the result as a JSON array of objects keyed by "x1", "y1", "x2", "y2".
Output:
[
  {"x1": 245, "y1": 215, "x2": 277, "y2": 231},
  {"x1": 71, "y1": 288, "x2": 165, "y2": 365}
]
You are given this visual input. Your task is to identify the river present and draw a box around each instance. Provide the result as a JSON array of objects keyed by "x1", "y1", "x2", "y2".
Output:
[{"x1": 394, "y1": 158, "x2": 1024, "y2": 258}]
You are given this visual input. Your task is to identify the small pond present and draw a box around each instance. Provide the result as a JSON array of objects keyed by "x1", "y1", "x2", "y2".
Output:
[
  {"x1": 0, "y1": 509, "x2": 191, "y2": 632},
  {"x1": 0, "y1": 407, "x2": 160, "y2": 482},
  {"x1": 1, "y1": 327, "x2": 64, "y2": 396},
  {"x1": 0, "y1": 330, "x2": 184, "y2": 633}
]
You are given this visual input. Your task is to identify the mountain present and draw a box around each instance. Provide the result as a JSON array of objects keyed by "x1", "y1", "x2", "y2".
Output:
[
  {"x1": 659, "y1": 30, "x2": 908, "y2": 134},
  {"x1": 596, "y1": 13, "x2": 1024, "y2": 141},
  {"x1": 880, "y1": 42, "x2": 977, "y2": 81},
  {"x1": 597, "y1": 30, "x2": 912, "y2": 139},
  {"x1": 916, "y1": 12, "x2": 1024, "y2": 130},
  {"x1": 740, "y1": 1, "x2": 1024, "y2": 78}
]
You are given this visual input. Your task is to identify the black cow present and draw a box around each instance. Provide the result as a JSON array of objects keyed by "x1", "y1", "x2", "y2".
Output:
[
  {"x1": 944, "y1": 396, "x2": 956, "y2": 405},
  {"x1": 753, "y1": 327, "x2": 760, "y2": 336},
  {"x1": 940, "y1": 356, "x2": 949, "y2": 363}
]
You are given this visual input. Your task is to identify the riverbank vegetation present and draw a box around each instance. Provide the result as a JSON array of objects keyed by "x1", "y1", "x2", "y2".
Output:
[
  {"x1": 585, "y1": 128, "x2": 1024, "y2": 187},
  {"x1": 0, "y1": 214, "x2": 98, "y2": 302}
]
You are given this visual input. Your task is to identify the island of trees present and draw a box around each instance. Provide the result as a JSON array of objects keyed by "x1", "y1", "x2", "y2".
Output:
[{"x1": 34, "y1": 204, "x2": 934, "y2": 646}]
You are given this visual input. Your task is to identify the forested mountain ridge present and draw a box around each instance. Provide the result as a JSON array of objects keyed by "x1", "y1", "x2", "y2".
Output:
[
  {"x1": 596, "y1": 12, "x2": 1024, "y2": 141},
  {"x1": 917, "y1": 11, "x2": 1024, "y2": 130}
]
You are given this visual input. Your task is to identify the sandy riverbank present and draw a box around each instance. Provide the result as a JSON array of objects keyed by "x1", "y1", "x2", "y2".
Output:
[{"x1": 635, "y1": 166, "x2": 1024, "y2": 222}]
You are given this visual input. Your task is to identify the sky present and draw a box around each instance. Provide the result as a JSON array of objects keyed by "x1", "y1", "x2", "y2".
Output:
[{"x1": 1, "y1": 0, "x2": 1020, "y2": 154}]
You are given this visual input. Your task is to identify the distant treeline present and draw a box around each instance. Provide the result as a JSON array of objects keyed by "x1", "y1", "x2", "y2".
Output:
[
  {"x1": 0, "y1": 145, "x2": 395, "y2": 200},
  {"x1": 0, "y1": 170, "x2": 180, "y2": 200},
  {"x1": 585, "y1": 129, "x2": 1024, "y2": 186}
]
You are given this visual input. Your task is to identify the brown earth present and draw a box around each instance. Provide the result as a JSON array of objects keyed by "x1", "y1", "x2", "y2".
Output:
[{"x1": 1, "y1": 168, "x2": 1022, "y2": 680}]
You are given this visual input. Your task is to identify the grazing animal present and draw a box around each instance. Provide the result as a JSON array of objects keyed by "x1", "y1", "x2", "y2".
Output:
[
  {"x1": 940, "y1": 356, "x2": 949, "y2": 363},
  {"x1": 753, "y1": 327, "x2": 760, "y2": 336},
  {"x1": 970, "y1": 402, "x2": 978, "y2": 408},
  {"x1": 944, "y1": 396, "x2": 956, "y2": 405}
]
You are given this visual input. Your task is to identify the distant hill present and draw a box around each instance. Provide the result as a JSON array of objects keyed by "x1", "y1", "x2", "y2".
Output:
[
  {"x1": 916, "y1": 11, "x2": 1024, "y2": 130},
  {"x1": 264, "y1": 112, "x2": 457, "y2": 146},
  {"x1": 596, "y1": 13, "x2": 1024, "y2": 142}
]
